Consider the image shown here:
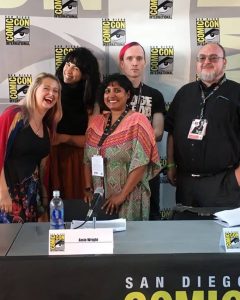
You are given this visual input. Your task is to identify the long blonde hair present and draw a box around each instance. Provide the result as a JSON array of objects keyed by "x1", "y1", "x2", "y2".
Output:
[{"x1": 22, "y1": 72, "x2": 62, "y2": 136}]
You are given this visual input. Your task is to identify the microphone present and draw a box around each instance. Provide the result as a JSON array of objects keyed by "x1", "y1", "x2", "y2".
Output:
[
  {"x1": 86, "y1": 187, "x2": 104, "y2": 219},
  {"x1": 73, "y1": 187, "x2": 104, "y2": 229}
]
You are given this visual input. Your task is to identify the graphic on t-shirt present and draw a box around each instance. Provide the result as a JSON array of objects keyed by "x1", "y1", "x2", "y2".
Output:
[{"x1": 131, "y1": 95, "x2": 152, "y2": 120}]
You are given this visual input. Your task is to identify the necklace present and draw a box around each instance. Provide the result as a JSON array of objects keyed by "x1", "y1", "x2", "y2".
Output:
[
  {"x1": 32, "y1": 118, "x2": 42, "y2": 137},
  {"x1": 134, "y1": 82, "x2": 143, "y2": 112},
  {"x1": 98, "y1": 109, "x2": 128, "y2": 147}
]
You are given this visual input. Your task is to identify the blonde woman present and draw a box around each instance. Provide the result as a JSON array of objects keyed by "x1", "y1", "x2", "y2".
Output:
[{"x1": 0, "y1": 73, "x2": 62, "y2": 223}]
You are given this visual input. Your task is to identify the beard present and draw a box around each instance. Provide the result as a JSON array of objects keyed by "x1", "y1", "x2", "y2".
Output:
[{"x1": 198, "y1": 70, "x2": 217, "y2": 82}]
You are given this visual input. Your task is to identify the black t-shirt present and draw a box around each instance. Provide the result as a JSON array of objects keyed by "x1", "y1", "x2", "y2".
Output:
[
  {"x1": 165, "y1": 79, "x2": 240, "y2": 174},
  {"x1": 5, "y1": 124, "x2": 50, "y2": 190},
  {"x1": 131, "y1": 83, "x2": 166, "y2": 123},
  {"x1": 57, "y1": 81, "x2": 88, "y2": 135}
]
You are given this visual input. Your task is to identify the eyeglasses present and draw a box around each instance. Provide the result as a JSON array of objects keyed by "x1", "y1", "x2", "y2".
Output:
[{"x1": 196, "y1": 55, "x2": 225, "y2": 63}]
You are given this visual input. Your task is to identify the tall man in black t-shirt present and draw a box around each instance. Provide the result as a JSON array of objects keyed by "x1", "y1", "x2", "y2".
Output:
[
  {"x1": 119, "y1": 42, "x2": 166, "y2": 220},
  {"x1": 165, "y1": 43, "x2": 240, "y2": 210}
]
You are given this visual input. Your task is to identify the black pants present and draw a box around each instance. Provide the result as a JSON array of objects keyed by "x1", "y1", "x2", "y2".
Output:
[
  {"x1": 149, "y1": 174, "x2": 160, "y2": 220},
  {"x1": 176, "y1": 168, "x2": 240, "y2": 208}
]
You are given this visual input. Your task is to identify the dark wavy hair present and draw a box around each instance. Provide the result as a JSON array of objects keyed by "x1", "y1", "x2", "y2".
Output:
[
  {"x1": 97, "y1": 73, "x2": 134, "y2": 112},
  {"x1": 56, "y1": 47, "x2": 101, "y2": 110}
]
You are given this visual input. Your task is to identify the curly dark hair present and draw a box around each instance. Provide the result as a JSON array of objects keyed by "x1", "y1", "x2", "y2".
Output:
[{"x1": 56, "y1": 47, "x2": 101, "y2": 110}]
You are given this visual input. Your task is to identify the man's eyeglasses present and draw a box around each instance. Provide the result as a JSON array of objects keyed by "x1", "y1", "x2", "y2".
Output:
[{"x1": 196, "y1": 55, "x2": 225, "y2": 63}]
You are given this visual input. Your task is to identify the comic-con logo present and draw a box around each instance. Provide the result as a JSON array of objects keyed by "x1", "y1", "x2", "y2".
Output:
[
  {"x1": 8, "y1": 74, "x2": 32, "y2": 102},
  {"x1": 102, "y1": 18, "x2": 126, "y2": 46},
  {"x1": 150, "y1": 46, "x2": 174, "y2": 74},
  {"x1": 225, "y1": 231, "x2": 240, "y2": 250},
  {"x1": 55, "y1": 46, "x2": 78, "y2": 71},
  {"x1": 5, "y1": 16, "x2": 30, "y2": 45},
  {"x1": 50, "y1": 233, "x2": 65, "y2": 252},
  {"x1": 196, "y1": 18, "x2": 220, "y2": 46},
  {"x1": 149, "y1": 0, "x2": 173, "y2": 19},
  {"x1": 54, "y1": 0, "x2": 78, "y2": 18}
]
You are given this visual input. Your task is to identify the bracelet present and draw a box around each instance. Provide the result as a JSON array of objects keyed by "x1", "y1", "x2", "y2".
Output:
[{"x1": 166, "y1": 163, "x2": 176, "y2": 170}]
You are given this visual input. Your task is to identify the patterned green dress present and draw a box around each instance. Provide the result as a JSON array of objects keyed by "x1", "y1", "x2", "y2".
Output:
[{"x1": 84, "y1": 112, "x2": 161, "y2": 220}]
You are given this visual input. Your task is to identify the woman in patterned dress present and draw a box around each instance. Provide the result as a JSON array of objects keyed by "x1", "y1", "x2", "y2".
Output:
[{"x1": 84, "y1": 74, "x2": 161, "y2": 220}]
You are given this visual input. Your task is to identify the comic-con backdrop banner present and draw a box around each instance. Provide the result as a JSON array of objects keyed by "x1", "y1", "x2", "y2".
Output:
[
  {"x1": 1, "y1": 0, "x2": 240, "y2": 212},
  {"x1": 0, "y1": 254, "x2": 240, "y2": 299}
]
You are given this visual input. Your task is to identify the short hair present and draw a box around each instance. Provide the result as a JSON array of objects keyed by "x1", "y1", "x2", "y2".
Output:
[
  {"x1": 97, "y1": 73, "x2": 134, "y2": 111},
  {"x1": 119, "y1": 42, "x2": 146, "y2": 61},
  {"x1": 23, "y1": 72, "x2": 62, "y2": 136},
  {"x1": 216, "y1": 43, "x2": 226, "y2": 58},
  {"x1": 199, "y1": 43, "x2": 226, "y2": 58}
]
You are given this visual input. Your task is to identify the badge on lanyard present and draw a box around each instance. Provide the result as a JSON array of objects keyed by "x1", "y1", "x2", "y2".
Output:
[
  {"x1": 91, "y1": 155, "x2": 104, "y2": 177},
  {"x1": 187, "y1": 119, "x2": 208, "y2": 140}
]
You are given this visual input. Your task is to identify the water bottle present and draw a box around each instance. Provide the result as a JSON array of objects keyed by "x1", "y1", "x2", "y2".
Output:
[{"x1": 50, "y1": 190, "x2": 64, "y2": 229}]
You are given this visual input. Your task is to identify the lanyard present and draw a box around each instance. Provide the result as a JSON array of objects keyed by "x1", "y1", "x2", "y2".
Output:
[
  {"x1": 135, "y1": 83, "x2": 143, "y2": 112},
  {"x1": 199, "y1": 76, "x2": 226, "y2": 120},
  {"x1": 97, "y1": 109, "x2": 128, "y2": 148}
]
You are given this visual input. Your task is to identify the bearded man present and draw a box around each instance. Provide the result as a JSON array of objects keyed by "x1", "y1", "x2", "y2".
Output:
[{"x1": 165, "y1": 43, "x2": 240, "y2": 211}]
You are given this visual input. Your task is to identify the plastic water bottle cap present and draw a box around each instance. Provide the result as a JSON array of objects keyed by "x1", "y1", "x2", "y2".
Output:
[{"x1": 53, "y1": 190, "x2": 60, "y2": 197}]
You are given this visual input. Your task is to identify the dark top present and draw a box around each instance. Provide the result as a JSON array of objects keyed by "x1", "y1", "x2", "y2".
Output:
[
  {"x1": 165, "y1": 78, "x2": 240, "y2": 174},
  {"x1": 5, "y1": 124, "x2": 50, "y2": 191},
  {"x1": 130, "y1": 83, "x2": 166, "y2": 123},
  {"x1": 57, "y1": 80, "x2": 88, "y2": 135}
]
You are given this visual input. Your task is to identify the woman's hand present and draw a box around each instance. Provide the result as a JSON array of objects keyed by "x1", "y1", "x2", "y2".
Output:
[
  {"x1": 83, "y1": 189, "x2": 93, "y2": 203},
  {"x1": 0, "y1": 170, "x2": 12, "y2": 213},
  {"x1": 0, "y1": 191, "x2": 12, "y2": 213},
  {"x1": 52, "y1": 133, "x2": 69, "y2": 146},
  {"x1": 102, "y1": 192, "x2": 125, "y2": 215}
]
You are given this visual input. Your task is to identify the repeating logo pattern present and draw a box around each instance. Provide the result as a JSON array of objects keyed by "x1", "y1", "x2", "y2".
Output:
[
  {"x1": 102, "y1": 18, "x2": 126, "y2": 46},
  {"x1": 8, "y1": 74, "x2": 32, "y2": 102},
  {"x1": 5, "y1": 16, "x2": 30, "y2": 45},
  {"x1": 50, "y1": 233, "x2": 65, "y2": 251},
  {"x1": 55, "y1": 46, "x2": 78, "y2": 71},
  {"x1": 196, "y1": 18, "x2": 220, "y2": 46},
  {"x1": 54, "y1": 0, "x2": 78, "y2": 18},
  {"x1": 149, "y1": 0, "x2": 173, "y2": 19},
  {"x1": 150, "y1": 46, "x2": 174, "y2": 74}
]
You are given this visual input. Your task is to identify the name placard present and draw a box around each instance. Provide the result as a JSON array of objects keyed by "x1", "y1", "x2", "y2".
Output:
[
  {"x1": 222, "y1": 227, "x2": 240, "y2": 253},
  {"x1": 49, "y1": 228, "x2": 113, "y2": 255}
]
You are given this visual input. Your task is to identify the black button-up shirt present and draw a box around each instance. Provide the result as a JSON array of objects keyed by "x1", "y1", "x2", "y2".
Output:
[{"x1": 165, "y1": 78, "x2": 240, "y2": 174}]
